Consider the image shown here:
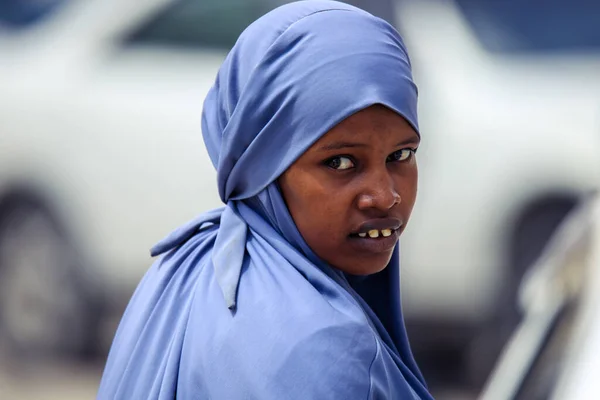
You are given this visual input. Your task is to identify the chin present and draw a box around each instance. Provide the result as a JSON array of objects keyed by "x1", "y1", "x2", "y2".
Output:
[{"x1": 338, "y1": 255, "x2": 392, "y2": 276}]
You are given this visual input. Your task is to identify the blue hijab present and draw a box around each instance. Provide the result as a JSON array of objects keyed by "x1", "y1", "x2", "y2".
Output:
[{"x1": 98, "y1": 1, "x2": 432, "y2": 399}]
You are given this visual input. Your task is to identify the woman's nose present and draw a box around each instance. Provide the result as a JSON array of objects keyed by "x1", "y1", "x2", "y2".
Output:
[{"x1": 357, "y1": 170, "x2": 401, "y2": 211}]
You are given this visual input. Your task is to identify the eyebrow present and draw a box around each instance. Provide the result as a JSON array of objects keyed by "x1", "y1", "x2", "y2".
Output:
[{"x1": 319, "y1": 136, "x2": 420, "y2": 151}]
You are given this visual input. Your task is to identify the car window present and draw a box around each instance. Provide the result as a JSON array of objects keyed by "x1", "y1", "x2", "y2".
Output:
[
  {"x1": 122, "y1": 0, "x2": 394, "y2": 50},
  {"x1": 0, "y1": 0, "x2": 64, "y2": 30},
  {"x1": 455, "y1": 0, "x2": 600, "y2": 54},
  {"x1": 122, "y1": 0, "x2": 282, "y2": 50}
]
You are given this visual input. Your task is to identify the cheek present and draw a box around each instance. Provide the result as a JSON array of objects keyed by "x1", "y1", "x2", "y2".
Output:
[
  {"x1": 397, "y1": 166, "x2": 418, "y2": 213},
  {"x1": 280, "y1": 174, "x2": 350, "y2": 249},
  {"x1": 296, "y1": 203, "x2": 349, "y2": 266},
  {"x1": 291, "y1": 188, "x2": 344, "y2": 238}
]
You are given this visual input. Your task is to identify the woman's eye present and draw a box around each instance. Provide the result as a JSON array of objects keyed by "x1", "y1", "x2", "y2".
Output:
[
  {"x1": 387, "y1": 149, "x2": 414, "y2": 163},
  {"x1": 326, "y1": 156, "x2": 355, "y2": 170}
]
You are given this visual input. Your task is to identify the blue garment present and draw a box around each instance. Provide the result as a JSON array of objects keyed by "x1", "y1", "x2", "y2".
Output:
[{"x1": 98, "y1": 1, "x2": 432, "y2": 399}]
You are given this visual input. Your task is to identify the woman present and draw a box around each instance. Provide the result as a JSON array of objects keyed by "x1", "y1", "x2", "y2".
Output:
[{"x1": 98, "y1": 1, "x2": 433, "y2": 399}]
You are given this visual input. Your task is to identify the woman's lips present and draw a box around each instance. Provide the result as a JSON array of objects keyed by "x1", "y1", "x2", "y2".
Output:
[
  {"x1": 347, "y1": 217, "x2": 403, "y2": 254},
  {"x1": 347, "y1": 227, "x2": 400, "y2": 254},
  {"x1": 350, "y1": 217, "x2": 403, "y2": 235}
]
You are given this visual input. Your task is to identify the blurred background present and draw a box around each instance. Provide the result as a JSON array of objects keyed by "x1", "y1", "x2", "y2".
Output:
[{"x1": 0, "y1": 0, "x2": 599, "y2": 399}]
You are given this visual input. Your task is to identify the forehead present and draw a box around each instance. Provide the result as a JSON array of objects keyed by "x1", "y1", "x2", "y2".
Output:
[{"x1": 316, "y1": 105, "x2": 419, "y2": 146}]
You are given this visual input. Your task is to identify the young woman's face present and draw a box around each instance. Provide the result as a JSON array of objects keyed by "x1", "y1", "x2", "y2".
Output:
[{"x1": 279, "y1": 105, "x2": 420, "y2": 275}]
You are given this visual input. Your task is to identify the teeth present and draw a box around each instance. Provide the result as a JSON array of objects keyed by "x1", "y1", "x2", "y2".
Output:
[
  {"x1": 368, "y1": 230, "x2": 379, "y2": 238},
  {"x1": 356, "y1": 229, "x2": 394, "y2": 239}
]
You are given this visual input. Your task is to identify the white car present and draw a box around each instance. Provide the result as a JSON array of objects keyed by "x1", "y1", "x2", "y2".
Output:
[
  {"x1": 0, "y1": 0, "x2": 598, "y2": 381},
  {"x1": 395, "y1": 0, "x2": 600, "y2": 384},
  {"x1": 480, "y1": 193, "x2": 600, "y2": 400}
]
